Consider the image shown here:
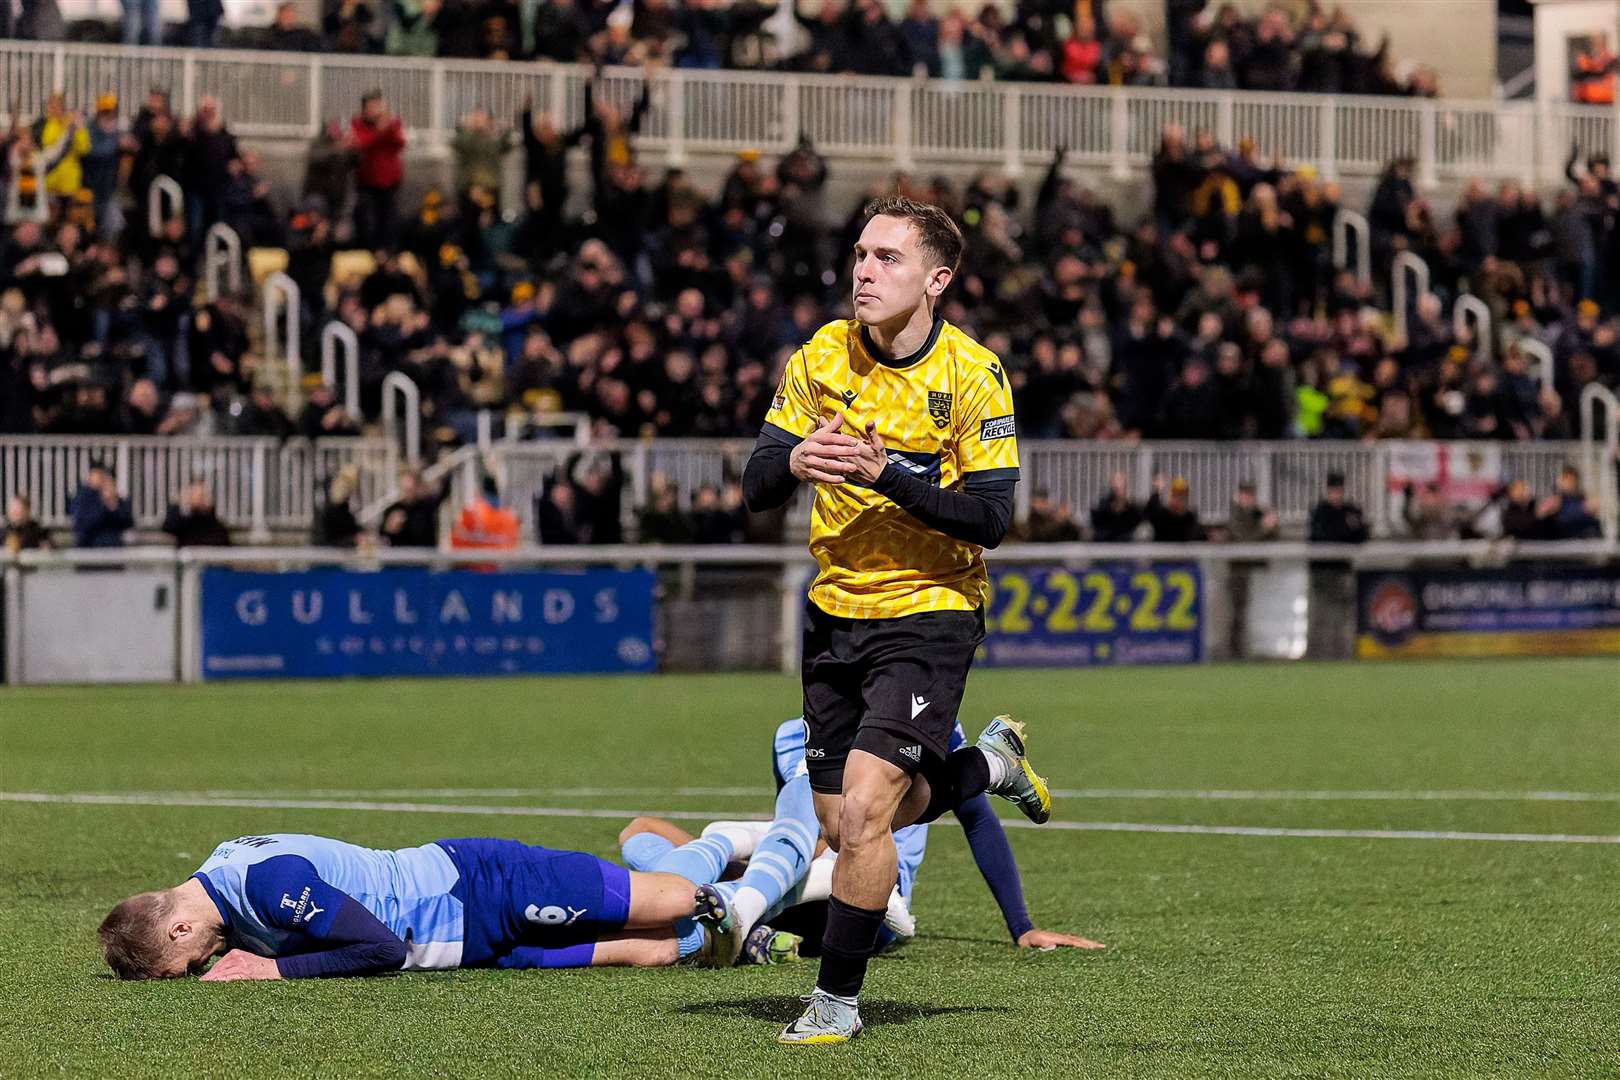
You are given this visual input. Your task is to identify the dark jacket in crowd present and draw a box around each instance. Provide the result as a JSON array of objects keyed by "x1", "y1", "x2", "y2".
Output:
[
  {"x1": 70, "y1": 484, "x2": 134, "y2": 548},
  {"x1": 1090, "y1": 493, "x2": 1143, "y2": 542},
  {"x1": 1308, "y1": 498, "x2": 1370, "y2": 543},
  {"x1": 162, "y1": 504, "x2": 232, "y2": 547}
]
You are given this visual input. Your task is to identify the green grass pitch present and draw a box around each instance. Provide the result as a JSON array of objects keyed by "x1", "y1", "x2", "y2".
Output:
[{"x1": 1, "y1": 658, "x2": 1617, "y2": 1078}]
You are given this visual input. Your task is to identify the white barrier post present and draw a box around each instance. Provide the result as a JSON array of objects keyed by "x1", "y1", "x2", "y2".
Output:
[
  {"x1": 249, "y1": 441, "x2": 270, "y2": 543},
  {"x1": 204, "y1": 222, "x2": 242, "y2": 298},
  {"x1": 1453, "y1": 294, "x2": 1492, "y2": 362},
  {"x1": 1579, "y1": 383, "x2": 1620, "y2": 540},
  {"x1": 263, "y1": 271, "x2": 302, "y2": 412},
  {"x1": 382, "y1": 372, "x2": 422, "y2": 468},
  {"x1": 1332, "y1": 208, "x2": 1370, "y2": 291},
  {"x1": 1516, "y1": 338, "x2": 1554, "y2": 389},
  {"x1": 1391, "y1": 251, "x2": 1430, "y2": 342},
  {"x1": 320, "y1": 321, "x2": 361, "y2": 419},
  {"x1": 147, "y1": 174, "x2": 182, "y2": 236}
]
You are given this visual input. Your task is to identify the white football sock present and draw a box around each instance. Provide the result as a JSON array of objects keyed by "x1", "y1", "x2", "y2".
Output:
[
  {"x1": 798, "y1": 848, "x2": 838, "y2": 904},
  {"x1": 728, "y1": 885, "x2": 769, "y2": 936},
  {"x1": 981, "y1": 746, "x2": 1011, "y2": 790},
  {"x1": 700, "y1": 820, "x2": 770, "y2": 860}
]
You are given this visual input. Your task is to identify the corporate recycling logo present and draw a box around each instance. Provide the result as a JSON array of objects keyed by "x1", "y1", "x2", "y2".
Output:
[{"x1": 1364, "y1": 576, "x2": 1420, "y2": 646}]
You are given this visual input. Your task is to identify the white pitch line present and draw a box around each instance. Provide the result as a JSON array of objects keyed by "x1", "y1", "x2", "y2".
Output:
[
  {"x1": 111, "y1": 785, "x2": 1620, "y2": 804},
  {"x1": 3, "y1": 791, "x2": 1616, "y2": 846}
]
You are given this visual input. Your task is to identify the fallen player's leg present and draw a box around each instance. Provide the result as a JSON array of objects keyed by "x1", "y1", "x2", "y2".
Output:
[{"x1": 694, "y1": 757, "x2": 820, "y2": 966}]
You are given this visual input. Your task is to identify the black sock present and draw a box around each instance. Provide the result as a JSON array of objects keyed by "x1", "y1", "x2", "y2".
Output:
[
  {"x1": 914, "y1": 746, "x2": 992, "y2": 825},
  {"x1": 816, "y1": 896, "x2": 886, "y2": 999}
]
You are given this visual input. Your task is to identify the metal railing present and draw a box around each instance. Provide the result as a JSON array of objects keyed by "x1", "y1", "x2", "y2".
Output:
[
  {"x1": 1, "y1": 436, "x2": 1609, "y2": 543},
  {"x1": 0, "y1": 435, "x2": 391, "y2": 537},
  {"x1": 0, "y1": 40, "x2": 1614, "y2": 186}
]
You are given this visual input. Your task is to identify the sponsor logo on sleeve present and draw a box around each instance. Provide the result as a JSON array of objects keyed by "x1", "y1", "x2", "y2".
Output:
[{"x1": 979, "y1": 414, "x2": 1016, "y2": 441}]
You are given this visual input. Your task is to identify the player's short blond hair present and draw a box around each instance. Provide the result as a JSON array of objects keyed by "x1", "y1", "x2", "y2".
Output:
[
  {"x1": 98, "y1": 891, "x2": 176, "y2": 980},
  {"x1": 863, "y1": 195, "x2": 964, "y2": 275}
]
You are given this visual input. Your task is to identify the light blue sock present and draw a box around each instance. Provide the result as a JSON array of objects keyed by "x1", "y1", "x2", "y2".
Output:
[
  {"x1": 620, "y1": 832, "x2": 673, "y2": 872},
  {"x1": 718, "y1": 773, "x2": 819, "y2": 922},
  {"x1": 649, "y1": 834, "x2": 734, "y2": 886},
  {"x1": 674, "y1": 918, "x2": 706, "y2": 960}
]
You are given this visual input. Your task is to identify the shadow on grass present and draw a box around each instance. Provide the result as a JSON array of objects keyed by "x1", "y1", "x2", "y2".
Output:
[{"x1": 678, "y1": 995, "x2": 1009, "y2": 1025}]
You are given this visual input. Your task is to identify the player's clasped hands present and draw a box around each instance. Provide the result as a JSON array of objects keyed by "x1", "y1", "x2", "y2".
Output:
[{"x1": 789, "y1": 414, "x2": 887, "y2": 486}]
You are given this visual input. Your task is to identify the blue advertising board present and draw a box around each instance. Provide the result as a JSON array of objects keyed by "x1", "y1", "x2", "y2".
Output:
[
  {"x1": 978, "y1": 562, "x2": 1203, "y2": 667},
  {"x1": 1358, "y1": 566, "x2": 1620, "y2": 659},
  {"x1": 200, "y1": 568, "x2": 657, "y2": 679}
]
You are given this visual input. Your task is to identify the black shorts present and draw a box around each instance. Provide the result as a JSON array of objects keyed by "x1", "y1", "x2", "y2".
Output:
[{"x1": 800, "y1": 600, "x2": 985, "y2": 794}]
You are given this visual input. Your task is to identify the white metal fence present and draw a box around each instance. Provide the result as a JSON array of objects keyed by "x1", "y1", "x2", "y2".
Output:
[
  {"x1": 1, "y1": 435, "x2": 1608, "y2": 541},
  {"x1": 2, "y1": 41, "x2": 1615, "y2": 186},
  {"x1": 0, "y1": 435, "x2": 394, "y2": 540}
]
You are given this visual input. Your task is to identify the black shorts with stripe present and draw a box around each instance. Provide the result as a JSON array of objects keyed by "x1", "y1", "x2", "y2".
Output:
[{"x1": 800, "y1": 599, "x2": 985, "y2": 795}]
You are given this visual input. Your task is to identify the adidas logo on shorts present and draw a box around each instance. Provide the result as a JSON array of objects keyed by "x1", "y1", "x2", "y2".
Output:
[{"x1": 897, "y1": 744, "x2": 922, "y2": 764}]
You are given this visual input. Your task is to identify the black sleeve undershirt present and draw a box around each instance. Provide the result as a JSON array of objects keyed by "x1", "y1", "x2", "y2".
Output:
[
  {"x1": 871, "y1": 466, "x2": 1015, "y2": 549},
  {"x1": 742, "y1": 425, "x2": 800, "y2": 513}
]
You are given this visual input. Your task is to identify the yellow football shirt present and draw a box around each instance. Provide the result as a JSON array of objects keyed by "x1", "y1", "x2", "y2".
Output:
[{"x1": 762, "y1": 317, "x2": 1020, "y2": 619}]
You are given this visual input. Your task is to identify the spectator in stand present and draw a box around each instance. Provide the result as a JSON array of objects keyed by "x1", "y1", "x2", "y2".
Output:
[
  {"x1": 186, "y1": 0, "x2": 223, "y2": 47},
  {"x1": 1198, "y1": 39, "x2": 1237, "y2": 90},
  {"x1": 1018, "y1": 489, "x2": 1082, "y2": 542},
  {"x1": 297, "y1": 383, "x2": 361, "y2": 440},
  {"x1": 379, "y1": 470, "x2": 447, "y2": 547},
  {"x1": 267, "y1": 2, "x2": 323, "y2": 50},
  {"x1": 450, "y1": 474, "x2": 520, "y2": 552},
  {"x1": 1497, "y1": 478, "x2": 1554, "y2": 541},
  {"x1": 70, "y1": 461, "x2": 133, "y2": 548},
  {"x1": 38, "y1": 94, "x2": 90, "y2": 203},
  {"x1": 121, "y1": 378, "x2": 164, "y2": 434},
  {"x1": 1308, "y1": 470, "x2": 1369, "y2": 543},
  {"x1": 303, "y1": 121, "x2": 356, "y2": 226},
  {"x1": 82, "y1": 93, "x2": 126, "y2": 240},
  {"x1": 691, "y1": 483, "x2": 745, "y2": 544},
  {"x1": 1551, "y1": 465, "x2": 1603, "y2": 539},
  {"x1": 183, "y1": 97, "x2": 239, "y2": 239},
  {"x1": 1090, "y1": 472, "x2": 1142, "y2": 542},
  {"x1": 1145, "y1": 474, "x2": 1205, "y2": 542},
  {"x1": 351, "y1": 91, "x2": 406, "y2": 251},
  {"x1": 1401, "y1": 481, "x2": 1456, "y2": 541},
  {"x1": 3, "y1": 493, "x2": 51, "y2": 552},
  {"x1": 161, "y1": 477, "x2": 231, "y2": 546},
  {"x1": 1225, "y1": 480, "x2": 1278, "y2": 541},
  {"x1": 537, "y1": 477, "x2": 585, "y2": 545},
  {"x1": 314, "y1": 465, "x2": 362, "y2": 547},
  {"x1": 451, "y1": 110, "x2": 516, "y2": 209},
  {"x1": 325, "y1": 0, "x2": 377, "y2": 52},
  {"x1": 122, "y1": 0, "x2": 161, "y2": 45},
  {"x1": 236, "y1": 385, "x2": 295, "y2": 438},
  {"x1": 638, "y1": 474, "x2": 693, "y2": 543}
]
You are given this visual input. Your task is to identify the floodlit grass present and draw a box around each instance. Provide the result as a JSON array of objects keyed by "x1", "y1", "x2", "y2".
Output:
[{"x1": 1, "y1": 659, "x2": 1617, "y2": 1078}]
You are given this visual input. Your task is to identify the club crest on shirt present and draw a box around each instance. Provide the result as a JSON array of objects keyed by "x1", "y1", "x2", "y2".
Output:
[{"x1": 927, "y1": 390, "x2": 952, "y2": 429}]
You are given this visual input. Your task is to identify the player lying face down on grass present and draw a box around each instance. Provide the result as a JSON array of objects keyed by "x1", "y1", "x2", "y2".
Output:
[
  {"x1": 621, "y1": 716, "x2": 1102, "y2": 967},
  {"x1": 98, "y1": 831, "x2": 802, "y2": 981}
]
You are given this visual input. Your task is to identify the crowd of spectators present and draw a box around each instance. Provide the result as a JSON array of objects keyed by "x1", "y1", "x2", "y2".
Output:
[
  {"x1": 7, "y1": 0, "x2": 1444, "y2": 98},
  {"x1": 1010, "y1": 463, "x2": 1603, "y2": 544},
  {"x1": 0, "y1": 61, "x2": 1615, "y2": 545}
]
